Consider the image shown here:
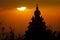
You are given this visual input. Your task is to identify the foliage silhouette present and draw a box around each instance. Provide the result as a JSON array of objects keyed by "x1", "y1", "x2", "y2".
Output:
[{"x1": 56, "y1": 31, "x2": 60, "y2": 40}]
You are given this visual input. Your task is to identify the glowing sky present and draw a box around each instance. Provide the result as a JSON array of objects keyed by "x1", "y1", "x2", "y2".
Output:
[
  {"x1": 0, "y1": 0, "x2": 60, "y2": 9},
  {"x1": 0, "y1": 0, "x2": 60, "y2": 35}
]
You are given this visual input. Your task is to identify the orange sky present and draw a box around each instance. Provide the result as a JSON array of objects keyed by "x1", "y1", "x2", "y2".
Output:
[{"x1": 0, "y1": 5, "x2": 60, "y2": 36}]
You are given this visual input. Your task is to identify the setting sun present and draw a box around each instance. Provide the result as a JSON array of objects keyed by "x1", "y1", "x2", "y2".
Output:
[{"x1": 17, "y1": 7, "x2": 26, "y2": 11}]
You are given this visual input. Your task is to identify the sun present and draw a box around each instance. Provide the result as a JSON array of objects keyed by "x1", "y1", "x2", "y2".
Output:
[{"x1": 17, "y1": 7, "x2": 26, "y2": 11}]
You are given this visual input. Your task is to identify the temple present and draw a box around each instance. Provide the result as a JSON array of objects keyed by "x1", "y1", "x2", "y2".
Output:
[{"x1": 23, "y1": 4, "x2": 46, "y2": 40}]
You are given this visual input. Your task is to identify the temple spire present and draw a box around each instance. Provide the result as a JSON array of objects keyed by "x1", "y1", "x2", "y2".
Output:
[
  {"x1": 34, "y1": 3, "x2": 40, "y2": 16},
  {"x1": 36, "y1": 4, "x2": 38, "y2": 10}
]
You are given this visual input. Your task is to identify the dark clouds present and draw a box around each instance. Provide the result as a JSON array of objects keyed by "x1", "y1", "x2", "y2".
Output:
[{"x1": 0, "y1": 0, "x2": 60, "y2": 9}]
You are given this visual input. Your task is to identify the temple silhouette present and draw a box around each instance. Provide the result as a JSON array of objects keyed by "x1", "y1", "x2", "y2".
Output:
[
  {"x1": 23, "y1": 4, "x2": 58, "y2": 40},
  {"x1": 23, "y1": 4, "x2": 46, "y2": 40}
]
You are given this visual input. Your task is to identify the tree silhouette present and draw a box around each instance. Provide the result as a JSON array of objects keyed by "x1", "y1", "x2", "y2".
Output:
[
  {"x1": 56, "y1": 31, "x2": 60, "y2": 40},
  {"x1": 9, "y1": 27, "x2": 14, "y2": 40},
  {"x1": 52, "y1": 31, "x2": 57, "y2": 40},
  {"x1": 0, "y1": 22, "x2": 8, "y2": 40},
  {"x1": 23, "y1": 4, "x2": 47, "y2": 40},
  {"x1": 46, "y1": 29, "x2": 54, "y2": 40},
  {"x1": 17, "y1": 34, "x2": 21, "y2": 40}
]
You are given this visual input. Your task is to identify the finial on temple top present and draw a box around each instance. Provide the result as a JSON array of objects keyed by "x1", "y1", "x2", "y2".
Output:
[{"x1": 36, "y1": 4, "x2": 38, "y2": 10}]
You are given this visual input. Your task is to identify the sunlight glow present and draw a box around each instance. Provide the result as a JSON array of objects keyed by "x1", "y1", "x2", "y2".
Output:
[{"x1": 17, "y1": 7, "x2": 26, "y2": 11}]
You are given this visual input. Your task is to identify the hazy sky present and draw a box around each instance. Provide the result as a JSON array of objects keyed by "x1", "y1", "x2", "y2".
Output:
[
  {"x1": 0, "y1": 0, "x2": 60, "y2": 9},
  {"x1": 0, "y1": 0, "x2": 60, "y2": 35}
]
